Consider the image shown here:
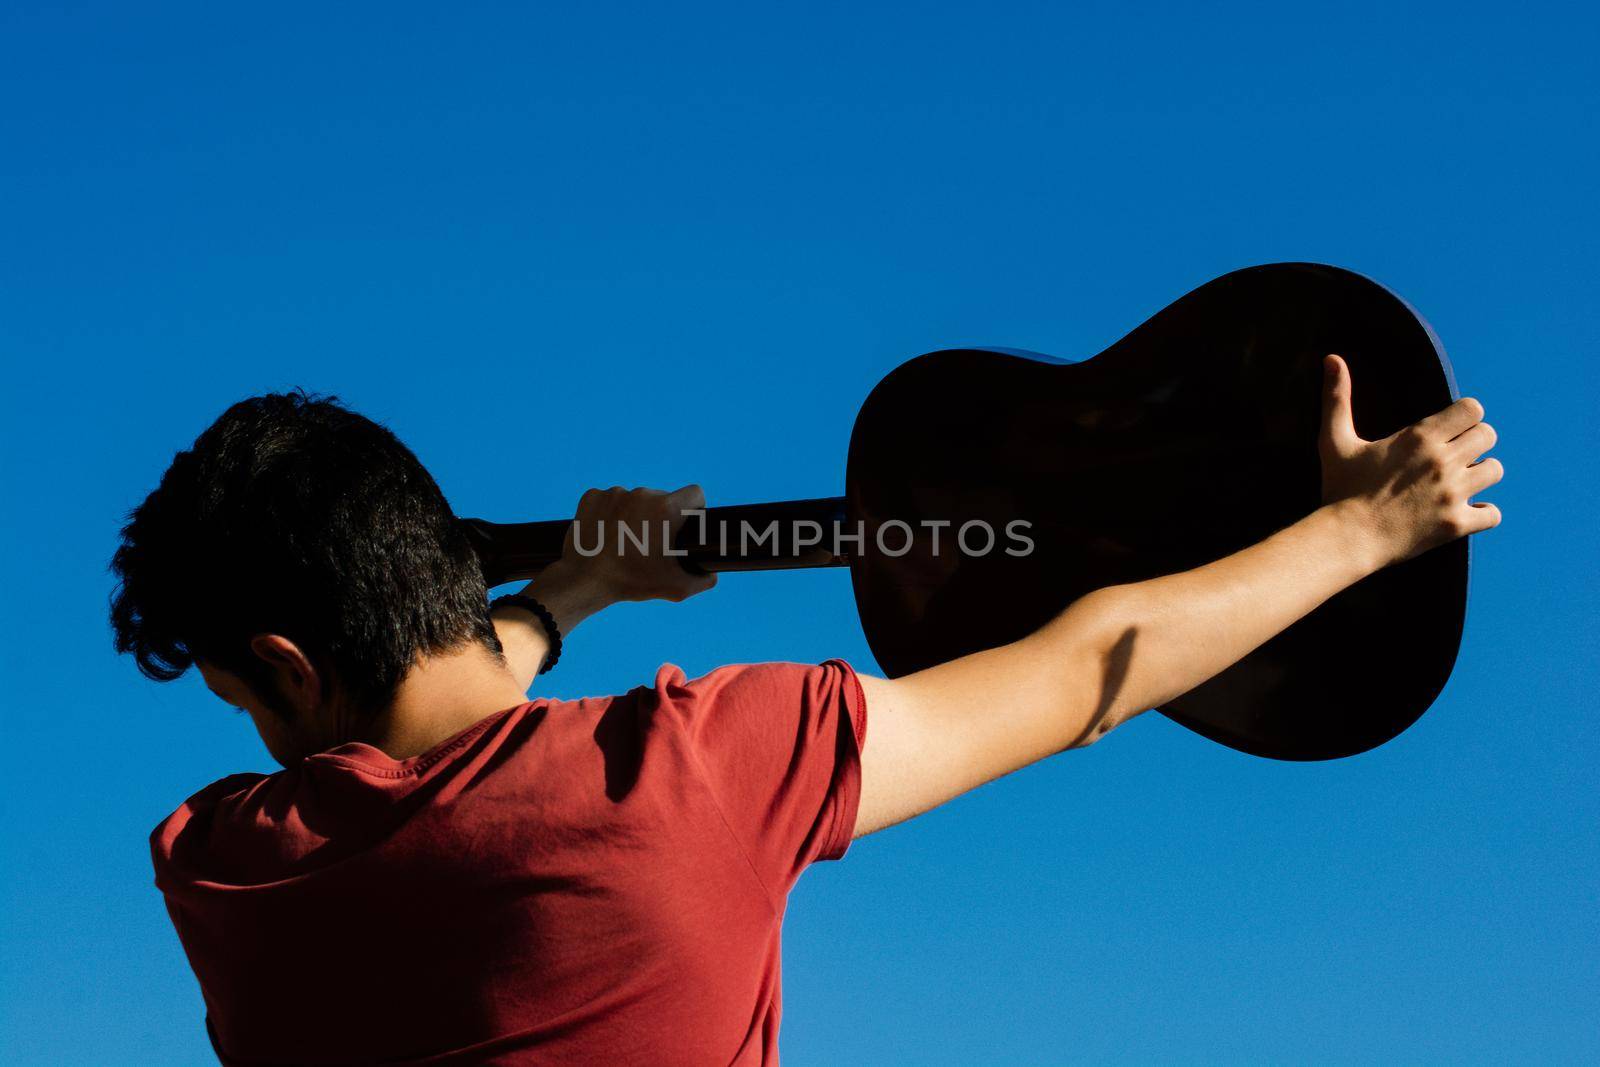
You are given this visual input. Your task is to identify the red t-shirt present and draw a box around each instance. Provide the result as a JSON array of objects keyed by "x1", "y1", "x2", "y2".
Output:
[{"x1": 151, "y1": 660, "x2": 867, "y2": 1066}]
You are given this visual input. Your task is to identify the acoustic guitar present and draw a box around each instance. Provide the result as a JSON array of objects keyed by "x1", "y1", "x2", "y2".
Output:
[{"x1": 461, "y1": 263, "x2": 1468, "y2": 761}]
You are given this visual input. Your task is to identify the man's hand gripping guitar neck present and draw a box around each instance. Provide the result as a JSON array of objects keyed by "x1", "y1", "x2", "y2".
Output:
[{"x1": 490, "y1": 485, "x2": 717, "y2": 690}]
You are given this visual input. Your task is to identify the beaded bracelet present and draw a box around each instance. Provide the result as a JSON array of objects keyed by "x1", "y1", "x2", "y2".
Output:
[{"x1": 488, "y1": 593, "x2": 562, "y2": 674}]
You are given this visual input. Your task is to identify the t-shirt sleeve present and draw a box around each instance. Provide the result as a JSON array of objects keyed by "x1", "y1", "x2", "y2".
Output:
[{"x1": 654, "y1": 659, "x2": 867, "y2": 900}]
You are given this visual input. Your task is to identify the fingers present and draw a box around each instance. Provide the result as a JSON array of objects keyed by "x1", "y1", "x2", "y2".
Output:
[
  {"x1": 575, "y1": 485, "x2": 700, "y2": 517},
  {"x1": 1447, "y1": 462, "x2": 1503, "y2": 543},
  {"x1": 1319, "y1": 354, "x2": 1359, "y2": 457},
  {"x1": 1451, "y1": 421, "x2": 1497, "y2": 461},
  {"x1": 1464, "y1": 456, "x2": 1504, "y2": 496},
  {"x1": 1417, "y1": 396, "x2": 1485, "y2": 440},
  {"x1": 577, "y1": 484, "x2": 700, "y2": 504},
  {"x1": 568, "y1": 483, "x2": 713, "y2": 579},
  {"x1": 1462, "y1": 501, "x2": 1502, "y2": 534}
]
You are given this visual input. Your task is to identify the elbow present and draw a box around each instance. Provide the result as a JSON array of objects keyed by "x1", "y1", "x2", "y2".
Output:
[{"x1": 1053, "y1": 585, "x2": 1148, "y2": 749}]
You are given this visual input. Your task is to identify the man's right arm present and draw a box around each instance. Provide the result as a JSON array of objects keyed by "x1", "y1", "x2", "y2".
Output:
[{"x1": 853, "y1": 354, "x2": 1503, "y2": 837}]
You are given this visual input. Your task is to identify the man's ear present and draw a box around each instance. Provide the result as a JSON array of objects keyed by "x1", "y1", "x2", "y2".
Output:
[{"x1": 248, "y1": 634, "x2": 324, "y2": 713}]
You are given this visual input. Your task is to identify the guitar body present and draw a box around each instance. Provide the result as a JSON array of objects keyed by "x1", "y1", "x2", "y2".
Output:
[{"x1": 845, "y1": 263, "x2": 1467, "y2": 760}]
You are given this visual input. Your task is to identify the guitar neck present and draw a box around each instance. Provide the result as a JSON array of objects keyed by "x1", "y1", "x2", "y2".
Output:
[{"x1": 461, "y1": 496, "x2": 849, "y2": 587}]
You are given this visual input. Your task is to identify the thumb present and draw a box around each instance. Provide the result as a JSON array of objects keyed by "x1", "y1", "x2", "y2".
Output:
[{"x1": 1320, "y1": 353, "x2": 1359, "y2": 456}]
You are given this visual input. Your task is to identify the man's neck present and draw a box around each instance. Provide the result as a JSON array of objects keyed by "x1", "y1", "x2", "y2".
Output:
[{"x1": 359, "y1": 644, "x2": 530, "y2": 760}]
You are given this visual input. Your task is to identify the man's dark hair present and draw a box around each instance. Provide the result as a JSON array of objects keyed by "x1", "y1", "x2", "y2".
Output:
[{"x1": 110, "y1": 390, "x2": 499, "y2": 717}]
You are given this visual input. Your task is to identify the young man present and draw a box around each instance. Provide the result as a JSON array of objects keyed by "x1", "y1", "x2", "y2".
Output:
[{"x1": 114, "y1": 355, "x2": 1501, "y2": 1065}]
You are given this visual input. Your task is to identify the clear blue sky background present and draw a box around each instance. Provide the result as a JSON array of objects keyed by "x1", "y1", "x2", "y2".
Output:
[{"x1": 2, "y1": 3, "x2": 1595, "y2": 1063}]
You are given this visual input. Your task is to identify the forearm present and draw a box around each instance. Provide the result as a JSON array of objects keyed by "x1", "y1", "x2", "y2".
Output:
[
  {"x1": 859, "y1": 501, "x2": 1387, "y2": 831},
  {"x1": 491, "y1": 560, "x2": 616, "y2": 691},
  {"x1": 1036, "y1": 499, "x2": 1384, "y2": 737}
]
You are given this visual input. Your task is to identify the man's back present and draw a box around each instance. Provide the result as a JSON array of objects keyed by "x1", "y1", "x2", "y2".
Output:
[{"x1": 153, "y1": 661, "x2": 866, "y2": 1065}]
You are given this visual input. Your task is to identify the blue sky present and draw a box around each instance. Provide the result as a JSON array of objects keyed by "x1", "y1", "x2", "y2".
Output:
[{"x1": 2, "y1": 2, "x2": 1595, "y2": 1063}]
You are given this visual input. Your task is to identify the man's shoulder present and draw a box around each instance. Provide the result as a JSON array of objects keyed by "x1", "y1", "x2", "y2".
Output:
[
  {"x1": 624, "y1": 660, "x2": 863, "y2": 742},
  {"x1": 148, "y1": 770, "x2": 279, "y2": 860},
  {"x1": 641, "y1": 659, "x2": 854, "y2": 692}
]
